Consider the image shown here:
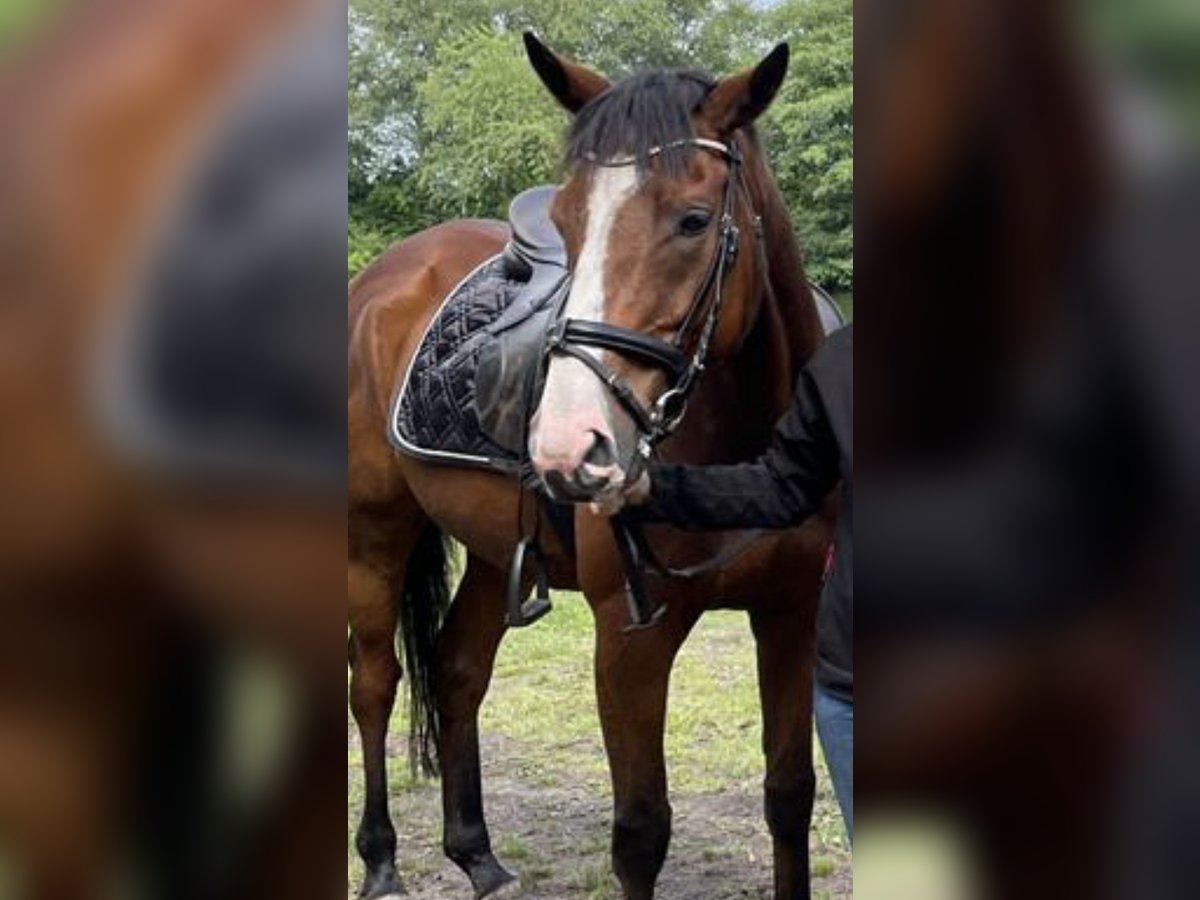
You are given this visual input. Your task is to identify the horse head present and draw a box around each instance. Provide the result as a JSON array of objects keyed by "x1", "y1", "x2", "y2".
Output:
[{"x1": 523, "y1": 33, "x2": 789, "y2": 503}]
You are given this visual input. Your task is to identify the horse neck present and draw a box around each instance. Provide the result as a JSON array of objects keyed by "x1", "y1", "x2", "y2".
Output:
[
  {"x1": 677, "y1": 141, "x2": 823, "y2": 460},
  {"x1": 743, "y1": 137, "x2": 824, "y2": 377}
]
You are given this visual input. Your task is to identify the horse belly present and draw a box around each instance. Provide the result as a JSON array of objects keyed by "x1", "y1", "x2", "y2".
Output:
[{"x1": 400, "y1": 458, "x2": 577, "y2": 586}]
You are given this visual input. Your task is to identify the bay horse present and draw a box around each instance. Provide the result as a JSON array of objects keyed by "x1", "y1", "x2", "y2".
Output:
[{"x1": 348, "y1": 34, "x2": 832, "y2": 900}]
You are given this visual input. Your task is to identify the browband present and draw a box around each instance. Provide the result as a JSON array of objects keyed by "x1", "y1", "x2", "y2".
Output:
[{"x1": 584, "y1": 138, "x2": 733, "y2": 168}]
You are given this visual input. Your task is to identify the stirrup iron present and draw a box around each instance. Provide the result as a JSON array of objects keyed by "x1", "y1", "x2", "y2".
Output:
[{"x1": 506, "y1": 536, "x2": 552, "y2": 627}]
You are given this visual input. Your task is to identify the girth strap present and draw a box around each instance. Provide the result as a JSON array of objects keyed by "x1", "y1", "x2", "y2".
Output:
[{"x1": 606, "y1": 516, "x2": 765, "y2": 629}]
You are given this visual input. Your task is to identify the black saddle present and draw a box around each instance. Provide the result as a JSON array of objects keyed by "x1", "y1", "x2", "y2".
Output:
[
  {"x1": 476, "y1": 187, "x2": 570, "y2": 455},
  {"x1": 389, "y1": 186, "x2": 569, "y2": 471},
  {"x1": 100, "y1": 13, "x2": 346, "y2": 490},
  {"x1": 504, "y1": 185, "x2": 567, "y2": 270},
  {"x1": 810, "y1": 281, "x2": 847, "y2": 335}
]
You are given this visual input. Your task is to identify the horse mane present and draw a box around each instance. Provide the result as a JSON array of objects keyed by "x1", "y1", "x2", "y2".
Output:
[{"x1": 738, "y1": 133, "x2": 825, "y2": 376}]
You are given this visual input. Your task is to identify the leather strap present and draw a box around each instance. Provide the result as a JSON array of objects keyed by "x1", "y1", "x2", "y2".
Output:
[
  {"x1": 555, "y1": 319, "x2": 688, "y2": 380},
  {"x1": 626, "y1": 520, "x2": 765, "y2": 580},
  {"x1": 610, "y1": 518, "x2": 669, "y2": 630},
  {"x1": 549, "y1": 341, "x2": 656, "y2": 435}
]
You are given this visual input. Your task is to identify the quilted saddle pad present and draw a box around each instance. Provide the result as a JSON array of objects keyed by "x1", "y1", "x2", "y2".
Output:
[{"x1": 390, "y1": 254, "x2": 526, "y2": 472}]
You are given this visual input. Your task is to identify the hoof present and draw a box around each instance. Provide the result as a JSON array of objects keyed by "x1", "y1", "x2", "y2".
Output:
[
  {"x1": 359, "y1": 866, "x2": 406, "y2": 899},
  {"x1": 471, "y1": 856, "x2": 519, "y2": 899},
  {"x1": 484, "y1": 877, "x2": 522, "y2": 898}
]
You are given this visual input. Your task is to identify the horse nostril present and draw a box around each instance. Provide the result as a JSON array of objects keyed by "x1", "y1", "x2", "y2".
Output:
[{"x1": 584, "y1": 430, "x2": 616, "y2": 468}]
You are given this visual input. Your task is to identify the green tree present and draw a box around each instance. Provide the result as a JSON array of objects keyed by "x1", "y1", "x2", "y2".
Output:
[
  {"x1": 760, "y1": 0, "x2": 853, "y2": 290},
  {"x1": 348, "y1": 0, "x2": 853, "y2": 291},
  {"x1": 413, "y1": 29, "x2": 563, "y2": 222}
]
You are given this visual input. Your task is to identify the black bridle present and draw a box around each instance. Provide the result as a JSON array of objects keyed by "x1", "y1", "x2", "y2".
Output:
[
  {"x1": 508, "y1": 138, "x2": 768, "y2": 631},
  {"x1": 543, "y1": 136, "x2": 755, "y2": 464},
  {"x1": 518, "y1": 136, "x2": 765, "y2": 630}
]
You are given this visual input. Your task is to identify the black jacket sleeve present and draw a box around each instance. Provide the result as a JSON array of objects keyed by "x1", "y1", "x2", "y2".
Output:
[{"x1": 634, "y1": 364, "x2": 841, "y2": 530}]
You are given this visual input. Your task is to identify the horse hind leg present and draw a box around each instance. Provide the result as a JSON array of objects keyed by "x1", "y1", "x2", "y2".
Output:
[
  {"x1": 436, "y1": 554, "x2": 520, "y2": 899},
  {"x1": 349, "y1": 555, "x2": 407, "y2": 899},
  {"x1": 349, "y1": 513, "x2": 427, "y2": 899}
]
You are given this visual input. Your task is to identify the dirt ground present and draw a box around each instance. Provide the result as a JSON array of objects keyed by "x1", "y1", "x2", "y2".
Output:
[
  {"x1": 349, "y1": 604, "x2": 852, "y2": 899},
  {"x1": 386, "y1": 737, "x2": 851, "y2": 899}
]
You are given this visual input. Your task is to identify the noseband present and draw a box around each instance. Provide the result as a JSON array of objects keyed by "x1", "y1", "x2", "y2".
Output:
[{"x1": 545, "y1": 137, "x2": 756, "y2": 461}]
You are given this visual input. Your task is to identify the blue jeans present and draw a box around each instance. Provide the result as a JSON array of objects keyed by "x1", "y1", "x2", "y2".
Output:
[{"x1": 815, "y1": 684, "x2": 853, "y2": 840}]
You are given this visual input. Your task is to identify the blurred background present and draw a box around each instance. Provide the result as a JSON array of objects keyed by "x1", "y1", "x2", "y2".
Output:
[
  {"x1": 0, "y1": 1, "x2": 345, "y2": 898},
  {"x1": 854, "y1": 0, "x2": 1199, "y2": 899}
]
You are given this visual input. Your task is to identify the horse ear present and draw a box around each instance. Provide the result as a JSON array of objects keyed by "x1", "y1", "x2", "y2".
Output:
[
  {"x1": 523, "y1": 31, "x2": 610, "y2": 114},
  {"x1": 701, "y1": 43, "x2": 789, "y2": 135}
]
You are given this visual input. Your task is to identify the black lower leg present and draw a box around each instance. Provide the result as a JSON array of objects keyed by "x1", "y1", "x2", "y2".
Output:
[
  {"x1": 765, "y1": 774, "x2": 816, "y2": 846},
  {"x1": 442, "y1": 723, "x2": 515, "y2": 898},
  {"x1": 764, "y1": 773, "x2": 816, "y2": 899},
  {"x1": 356, "y1": 800, "x2": 404, "y2": 897},
  {"x1": 351, "y1": 648, "x2": 404, "y2": 898},
  {"x1": 436, "y1": 559, "x2": 517, "y2": 898},
  {"x1": 613, "y1": 802, "x2": 672, "y2": 899}
]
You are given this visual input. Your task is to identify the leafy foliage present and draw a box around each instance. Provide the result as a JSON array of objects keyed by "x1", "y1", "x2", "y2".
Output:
[
  {"x1": 760, "y1": 0, "x2": 853, "y2": 289},
  {"x1": 348, "y1": 0, "x2": 852, "y2": 289}
]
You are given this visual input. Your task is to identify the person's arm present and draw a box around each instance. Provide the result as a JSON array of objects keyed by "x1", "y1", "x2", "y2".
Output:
[{"x1": 628, "y1": 365, "x2": 840, "y2": 530}]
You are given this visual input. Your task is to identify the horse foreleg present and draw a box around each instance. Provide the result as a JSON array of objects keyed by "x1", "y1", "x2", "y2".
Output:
[
  {"x1": 435, "y1": 555, "x2": 518, "y2": 899},
  {"x1": 349, "y1": 558, "x2": 408, "y2": 899},
  {"x1": 593, "y1": 595, "x2": 698, "y2": 900},
  {"x1": 751, "y1": 603, "x2": 819, "y2": 900}
]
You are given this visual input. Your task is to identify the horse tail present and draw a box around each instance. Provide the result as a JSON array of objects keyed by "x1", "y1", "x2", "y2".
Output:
[{"x1": 398, "y1": 524, "x2": 452, "y2": 778}]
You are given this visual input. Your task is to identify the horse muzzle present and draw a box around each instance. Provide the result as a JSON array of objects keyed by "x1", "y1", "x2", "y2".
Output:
[{"x1": 532, "y1": 425, "x2": 630, "y2": 502}]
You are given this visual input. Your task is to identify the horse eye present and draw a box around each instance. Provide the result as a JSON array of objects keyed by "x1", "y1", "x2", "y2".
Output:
[{"x1": 678, "y1": 210, "x2": 712, "y2": 237}]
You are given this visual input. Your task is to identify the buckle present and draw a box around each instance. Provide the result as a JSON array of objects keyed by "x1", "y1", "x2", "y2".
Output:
[
  {"x1": 651, "y1": 388, "x2": 688, "y2": 434},
  {"x1": 724, "y1": 223, "x2": 740, "y2": 264},
  {"x1": 545, "y1": 318, "x2": 566, "y2": 350}
]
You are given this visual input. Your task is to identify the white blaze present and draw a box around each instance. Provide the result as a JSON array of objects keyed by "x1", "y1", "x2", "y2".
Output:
[{"x1": 529, "y1": 165, "x2": 638, "y2": 473}]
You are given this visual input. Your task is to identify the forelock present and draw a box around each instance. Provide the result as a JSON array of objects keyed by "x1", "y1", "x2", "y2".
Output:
[{"x1": 565, "y1": 69, "x2": 715, "y2": 178}]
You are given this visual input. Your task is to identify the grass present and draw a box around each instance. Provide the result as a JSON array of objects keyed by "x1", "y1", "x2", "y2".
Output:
[{"x1": 349, "y1": 590, "x2": 850, "y2": 897}]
